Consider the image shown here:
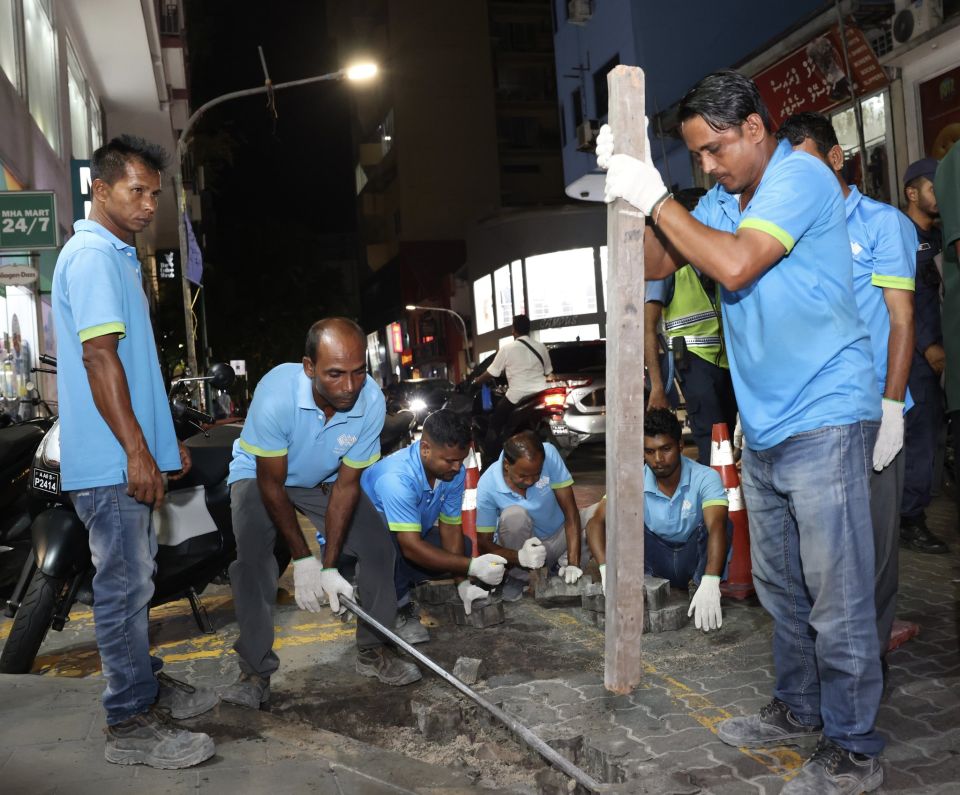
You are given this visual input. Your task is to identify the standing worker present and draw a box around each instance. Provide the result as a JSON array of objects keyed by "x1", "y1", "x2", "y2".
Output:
[{"x1": 598, "y1": 70, "x2": 885, "y2": 793}]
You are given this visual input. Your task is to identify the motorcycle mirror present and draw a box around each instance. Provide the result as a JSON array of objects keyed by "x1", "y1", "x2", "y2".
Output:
[{"x1": 208, "y1": 362, "x2": 236, "y2": 390}]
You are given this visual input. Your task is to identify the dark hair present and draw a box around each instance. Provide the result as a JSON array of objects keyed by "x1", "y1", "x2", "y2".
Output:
[
  {"x1": 644, "y1": 408, "x2": 682, "y2": 443},
  {"x1": 678, "y1": 70, "x2": 772, "y2": 134},
  {"x1": 512, "y1": 314, "x2": 531, "y2": 336},
  {"x1": 91, "y1": 135, "x2": 170, "y2": 185},
  {"x1": 776, "y1": 112, "x2": 838, "y2": 158},
  {"x1": 422, "y1": 409, "x2": 472, "y2": 449},
  {"x1": 904, "y1": 175, "x2": 931, "y2": 203},
  {"x1": 503, "y1": 430, "x2": 544, "y2": 465},
  {"x1": 304, "y1": 317, "x2": 366, "y2": 361}
]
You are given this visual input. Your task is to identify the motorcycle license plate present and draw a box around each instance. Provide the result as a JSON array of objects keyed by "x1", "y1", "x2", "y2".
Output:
[{"x1": 32, "y1": 467, "x2": 60, "y2": 495}]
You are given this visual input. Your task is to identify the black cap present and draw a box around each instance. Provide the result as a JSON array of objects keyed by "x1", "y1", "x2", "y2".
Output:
[{"x1": 903, "y1": 157, "x2": 938, "y2": 185}]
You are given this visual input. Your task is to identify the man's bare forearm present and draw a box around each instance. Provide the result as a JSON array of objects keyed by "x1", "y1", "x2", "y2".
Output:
[{"x1": 83, "y1": 342, "x2": 149, "y2": 457}]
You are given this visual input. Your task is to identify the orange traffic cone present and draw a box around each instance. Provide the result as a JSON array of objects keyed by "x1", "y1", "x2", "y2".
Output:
[
  {"x1": 710, "y1": 423, "x2": 754, "y2": 599},
  {"x1": 461, "y1": 445, "x2": 480, "y2": 558}
]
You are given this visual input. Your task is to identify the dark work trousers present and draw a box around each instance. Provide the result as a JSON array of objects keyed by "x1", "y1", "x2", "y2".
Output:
[
  {"x1": 901, "y1": 370, "x2": 943, "y2": 520},
  {"x1": 391, "y1": 524, "x2": 472, "y2": 606},
  {"x1": 483, "y1": 396, "x2": 517, "y2": 470},
  {"x1": 229, "y1": 479, "x2": 397, "y2": 678},
  {"x1": 870, "y1": 450, "x2": 905, "y2": 656},
  {"x1": 677, "y1": 354, "x2": 738, "y2": 464}
]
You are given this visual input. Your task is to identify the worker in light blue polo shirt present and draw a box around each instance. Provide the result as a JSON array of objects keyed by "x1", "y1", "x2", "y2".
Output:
[
  {"x1": 52, "y1": 135, "x2": 216, "y2": 768},
  {"x1": 221, "y1": 318, "x2": 420, "y2": 711},
  {"x1": 778, "y1": 111, "x2": 917, "y2": 662},
  {"x1": 599, "y1": 71, "x2": 885, "y2": 791},
  {"x1": 476, "y1": 430, "x2": 593, "y2": 602},
  {"x1": 362, "y1": 409, "x2": 508, "y2": 640}
]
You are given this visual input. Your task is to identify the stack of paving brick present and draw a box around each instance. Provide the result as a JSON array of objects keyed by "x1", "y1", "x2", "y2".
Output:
[
  {"x1": 579, "y1": 576, "x2": 690, "y2": 633},
  {"x1": 413, "y1": 580, "x2": 506, "y2": 628}
]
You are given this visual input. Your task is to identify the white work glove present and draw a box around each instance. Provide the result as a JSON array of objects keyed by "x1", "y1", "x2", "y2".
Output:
[
  {"x1": 560, "y1": 565, "x2": 583, "y2": 585},
  {"x1": 595, "y1": 121, "x2": 652, "y2": 169},
  {"x1": 293, "y1": 556, "x2": 326, "y2": 613},
  {"x1": 687, "y1": 575, "x2": 722, "y2": 632},
  {"x1": 467, "y1": 553, "x2": 508, "y2": 585},
  {"x1": 596, "y1": 123, "x2": 668, "y2": 215},
  {"x1": 320, "y1": 567, "x2": 355, "y2": 615},
  {"x1": 517, "y1": 537, "x2": 547, "y2": 569},
  {"x1": 599, "y1": 563, "x2": 607, "y2": 595},
  {"x1": 873, "y1": 398, "x2": 904, "y2": 472},
  {"x1": 458, "y1": 580, "x2": 488, "y2": 616}
]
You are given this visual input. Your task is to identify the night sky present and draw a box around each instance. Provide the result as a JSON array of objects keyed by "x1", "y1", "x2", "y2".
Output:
[{"x1": 178, "y1": 0, "x2": 359, "y2": 380}]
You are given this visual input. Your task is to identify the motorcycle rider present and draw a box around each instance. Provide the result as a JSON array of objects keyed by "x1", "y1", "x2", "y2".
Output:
[{"x1": 51, "y1": 135, "x2": 217, "y2": 769}]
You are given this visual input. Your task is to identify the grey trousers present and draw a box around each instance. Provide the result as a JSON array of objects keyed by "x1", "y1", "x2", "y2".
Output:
[
  {"x1": 229, "y1": 478, "x2": 397, "y2": 678},
  {"x1": 870, "y1": 450, "x2": 904, "y2": 657},
  {"x1": 496, "y1": 504, "x2": 595, "y2": 583}
]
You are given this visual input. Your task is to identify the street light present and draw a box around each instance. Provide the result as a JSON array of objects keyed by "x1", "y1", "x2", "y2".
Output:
[
  {"x1": 405, "y1": 304, "x2": 473, "y2": 371},
  {"x1": 173, "y1": 55, "x2": 378, "y2": 381}
]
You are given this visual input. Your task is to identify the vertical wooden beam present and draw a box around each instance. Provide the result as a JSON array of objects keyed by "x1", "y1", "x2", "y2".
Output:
[{"x1": 604, "y1": 65, "x2": 647, "y2": 694}]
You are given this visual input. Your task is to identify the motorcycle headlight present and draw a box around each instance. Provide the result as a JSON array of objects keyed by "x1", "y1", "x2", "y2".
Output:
[
  {"x1": 409, "y1": 398, "x2": 427, "y2": 413},
  {"x1": 35, "y1": 420, "x2": 61, "y2": 468}
]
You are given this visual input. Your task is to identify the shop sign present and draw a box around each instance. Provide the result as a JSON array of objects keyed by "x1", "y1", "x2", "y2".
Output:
[
  {"x1": 0, "y1": 191, "x2": 59, "y2": 251},
  {"x1": 70, "y1": 159, "x2": 92, "y2": 222},
  {"x1": 389, "y1": 322, "x2": 403, "y2": 354},
  {"x1": 157, "y1": 250, "x2": 178, "y2": 280},
  {"x1": 229, "y1": 359, "x2": 246, "y2": 376},
  {"x1": 919, "y1": 66, "x2": 960, "y2": 159},
  {"x1": 0, "y1": 263, "x2": 39, "y2": 286},
  {"x1": 755, "y1": 22, "x2": 888, "y2": 128}
]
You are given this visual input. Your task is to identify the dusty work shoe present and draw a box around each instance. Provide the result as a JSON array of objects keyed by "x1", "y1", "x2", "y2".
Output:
[
  {"x1": 155, "y1": 672, "x2": 219, "y2": 720},
  {"x1": 105, "y1": 708, "x2": 215, "y2": 769},
  {"x1": 394, "y1": 607, "x2": 430, "y2": 645},
  {"x1": 356, "y1": 647, "x2": 422, "y2": 686},
  {"x1": 781, "y1": 737, "x2": 883, "y2": 794},
  {"x1": 500, "y1": 577, "x2": 526, "y2": 602},
  {"x1": 717, "y1": 698, "x2": 822, "y2": 747},
  {"x1": 218, "y1": 671, "x2": 270, "y2": 709}
]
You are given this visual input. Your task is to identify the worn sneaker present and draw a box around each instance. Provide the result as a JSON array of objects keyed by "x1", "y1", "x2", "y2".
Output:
[
  {"x1": 395, "y1": 608, "x2": 430, "y2": 645},
  {"x1": 356, "y1": 647, "x2": 422, "y2": 686},
  {"x1": 501, "y1": 577, "x2": 526, "y2": 602},
  {"x1": 105, "y1": 708, "x2": 215, "y2": 769},
  {"x1": 717, "y1": 698, "x2": 822, "y2": 747},
  {"x1": 218, "y1": 671, "x2": 270, "y2": 710},
  {"x1": 782, "y1": 737, "x2": 883, "y2": 794},
  {"x1": 155, "y1": 672, "x2": 219, "y2": 720}
]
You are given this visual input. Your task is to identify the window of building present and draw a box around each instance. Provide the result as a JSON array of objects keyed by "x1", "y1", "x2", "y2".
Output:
[
  {"x1": 0, "y1": 0, "x2": 20, "y2": 90},
  {"x1": 525, "y1": 248, "x2": 597, "y2": 320},
  {"x1": 511, "y1": 260, "x2": 525, "y2": 316},
  {"x1": 534, "y1": 324, "x2": 601, "y2": 343},
  {"x1": 593, "y1": 54, "x2": 619, "y2": 120},
  {"x1": 830, "y1": 92, "x2": 891, "y2": 203},
  {"x1": 494, "y1": 264, "x2": 513, "y2": 328},
  {"x1": 89, "y1": 89, "x2": 103, "y2": 151},
  {"x1": 67, "y1": 40, "x2": 89, "y2": 159},
  {"x1": 23, "y1": 0, "x2": 59, "y2": 153},
  {"x1": 473, "y1": 274, "x2": 495, "y2": 336},
  {"x1": 571, "y1": 87, "x2": 584, "y2": 129}
]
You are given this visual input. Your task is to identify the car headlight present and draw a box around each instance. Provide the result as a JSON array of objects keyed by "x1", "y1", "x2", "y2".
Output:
[{"x1": 409, "y1": 398, "x2": 427, "y2": 413}]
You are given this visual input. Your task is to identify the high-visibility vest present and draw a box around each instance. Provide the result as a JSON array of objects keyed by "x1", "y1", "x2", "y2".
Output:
[{"x1": 662, "y1": 265, "x2": 728, "y2": 368}]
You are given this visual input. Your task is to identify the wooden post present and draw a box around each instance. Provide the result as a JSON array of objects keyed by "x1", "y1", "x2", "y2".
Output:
[{"x1": 604, "y1": 65, "x2": 647, "y2": 694}]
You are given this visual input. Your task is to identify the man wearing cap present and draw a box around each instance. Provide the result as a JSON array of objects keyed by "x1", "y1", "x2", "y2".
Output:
[
  {"x1": 900, "y1": 157, "x2": 949, "y2": 554},
  {"x1": 935, "y1": 142, "x2": 960, "y2": 499}
]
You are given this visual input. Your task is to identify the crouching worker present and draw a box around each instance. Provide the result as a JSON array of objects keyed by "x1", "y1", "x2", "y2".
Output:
[
  {"x1": 221, "y1": 318, "x2": 420, "y2": 710},
  {"x1": 361, "y1": 409, "x2": 508, "y2": 640},
  {"x1": 587, "y1": 409, "x2": 729, "y2": 631},
  {"x1": 476, "y1": 430, "x2": 597, "y2": 601}
]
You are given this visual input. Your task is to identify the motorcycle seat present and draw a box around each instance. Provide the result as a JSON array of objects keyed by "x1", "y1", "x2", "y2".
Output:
[{"x1": 170, "y1": 424, "x2": 242, "y2": 490}]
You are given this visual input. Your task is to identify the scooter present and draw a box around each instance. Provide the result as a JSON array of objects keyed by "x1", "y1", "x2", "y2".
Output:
[{"x1": 0, "y1": 361, "x2": 290, "y2": 674}]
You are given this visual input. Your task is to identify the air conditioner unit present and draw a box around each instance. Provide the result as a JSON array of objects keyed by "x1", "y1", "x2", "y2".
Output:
[
  {"x1": 891, "y1": 0, "x2": 943, "y2": 45},
  {"x1": 576, "y1": 120, "x2": 598, "y2": 151},
  {"x1": 567, "y1": 0, "x2": 593, "y2": 26}
]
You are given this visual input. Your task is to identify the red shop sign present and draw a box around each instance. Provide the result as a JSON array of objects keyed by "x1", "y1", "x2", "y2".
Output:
[{"x1": 755, "y1": 21, "x2": 888, "y2": 129}]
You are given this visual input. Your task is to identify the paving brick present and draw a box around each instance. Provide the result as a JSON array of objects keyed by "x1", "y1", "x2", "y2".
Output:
[
  {"x1": 449, "y1": 598, "x2": 505, "y2": 628},
  {"x1": 644, "y1": 576, "x2": 671, "y2": 611},
  {"x1": 534, "y1": 575, "x2": 591, "y2": 607},
  {"x1": 413, "y1": 580, "x2": 458, "y2": 605},
  {"x1": 452, "y1": 656, "x2": 484, "y2": 685},
  {"x1": 411, "y1": 696, "x2": 463, "y2": 742}
]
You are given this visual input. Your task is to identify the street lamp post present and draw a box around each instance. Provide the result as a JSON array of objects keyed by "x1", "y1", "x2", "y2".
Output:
[
  {"x1": 405, "y1": 304, "x2": 473, "y2": 372},
  {"x1": 173, "y1": 59, "x2": 378, "y2": 380}
]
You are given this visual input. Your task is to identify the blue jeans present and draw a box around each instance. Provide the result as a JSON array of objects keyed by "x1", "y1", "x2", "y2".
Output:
[
  {"x1": 393, "y1": 526, "x2": 472, "y2": 605},
  {"x1": 741, "y1": 421, "x2": 883, "y2": 756},
  {"x1": 71, "y1": 485, "x2": 161, "y2": 725},
  {"x1": 644, "y1": 521, "x2": 733, "y2": 589}
]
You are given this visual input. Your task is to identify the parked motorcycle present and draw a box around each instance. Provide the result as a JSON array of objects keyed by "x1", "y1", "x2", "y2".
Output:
[
  {"x1": 0, "y1": 361, "x2": 289, "y2": 674},
  {"x1": 380, "y1": 407, "x2": 417, "y2": 456}
]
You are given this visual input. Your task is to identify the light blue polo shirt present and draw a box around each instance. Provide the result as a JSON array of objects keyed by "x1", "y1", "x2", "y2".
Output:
[
  {"x1": 846, "y1": 187, "x2": 917, "y2": 408},
  {"x1": 228, "y1": 364, "x2": 384, "y2": 487},
  {"x1": 476, "y1": 442, "x2": 574, "y2": 540},
  {"x1": 692, "y1": 140, "x2": 880, "y2": 450},
  {"x1": 52, "y1": 220, "x2": 180, "y2": 491},
  {"x1": 644, "y1": 457, "x2": 727, "y2": 543},
  {"x1": 361, "y1": 440, "x2": 465, "y2": 535}
]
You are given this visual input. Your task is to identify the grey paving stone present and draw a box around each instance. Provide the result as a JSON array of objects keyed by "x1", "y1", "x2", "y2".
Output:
[
  {"x1": 449, "y1": 598, "x2": 505, "y2": 628},
  {"x1": 452, "y1": 656, "x2": 483, "y2": 685},
  {"x1": 411, "y1": 696, "x2": 463, "y2": 742},
  {"x1": 644, "y1": 576, "x2": 671, "y2": 611},
  {"x1": 534, "y1": 575, "x2": 589, "y2": 607}
]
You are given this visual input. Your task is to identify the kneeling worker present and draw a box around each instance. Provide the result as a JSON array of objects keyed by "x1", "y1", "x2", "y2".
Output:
[
  {"x1": 476, "y1": 430, "x2": 593, "y2": 600},
  {"x1": 361, "y1": 410, "x2": 508, "y2": 637},
  {"x1": 586, "y1": 409, "x2": 728, "y2": 631}
]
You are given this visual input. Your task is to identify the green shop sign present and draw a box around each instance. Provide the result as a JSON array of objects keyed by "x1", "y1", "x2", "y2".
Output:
[{"x1": 0, "y1": 191, "x2": 59, "y2": 251}]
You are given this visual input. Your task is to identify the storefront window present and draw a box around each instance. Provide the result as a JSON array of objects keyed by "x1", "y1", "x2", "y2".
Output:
[
  {"x1": 535, "y1": 324, "x2": 601, "y2": 343},
  {"x1": 525, "y1": 247, "x2": 597, "y2": 321},
  {"x1": 511, "y1": 260, "x2": 525, "y2": 316},
  {"x1": 473, "y1": 274, "x2": 494, "y2": 335},
  {"x1": 494, "y1": 264, "x2": 512, "y2": 328},
  {"x1": 24, "y1": 0, "x2": 59, "y2": 154},
  {"x1": 831, "y1": 92, "x2": 890, "y2": 203},
  {"x1": 67, "y1": 41, "x2": 89, "y2": 159},
  {"x1": 0, "y1": 0, "x2": 19, "y2": 90},
  {"x1": 0, "y1": 283, "x2": 39, "y2": 418},
  {"x1": 89, "y1": 89, "x2": 102, "y2": 151}
]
